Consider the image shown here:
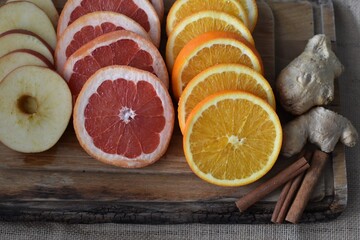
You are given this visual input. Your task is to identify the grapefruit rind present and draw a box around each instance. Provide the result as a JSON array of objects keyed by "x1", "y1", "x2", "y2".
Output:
[
  {"x1": 57, "y1": 0, "x2": 161, "y2": 47},
  {"x1": 73, "y1": 65, "x2": 174, "y2": 168},
  {"x1": 55, "y1": 11, "x2": 151, "y2": 73}
]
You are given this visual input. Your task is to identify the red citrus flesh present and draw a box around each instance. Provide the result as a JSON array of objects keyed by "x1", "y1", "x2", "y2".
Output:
[
  {"x1": 55, "y1": 12, "x2": 150, "y2": 72},
  {"x1": 57, "y1": 0, "x2": 160, "y2": 47},
  {"x1": 74, "y1": 65, "x2": 174, "y2": 168},
  {"x1": 63, "y1": 30, "x2": 168, "y2": 101}
]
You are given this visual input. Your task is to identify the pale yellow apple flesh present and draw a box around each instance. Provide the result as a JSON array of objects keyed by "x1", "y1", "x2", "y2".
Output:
[
  {"x1": 6, "y1": 0, "x2": 59, "y2": 27},
  {"x1": 0, "y1": 31, "x2": 54, "y2": 64},
  {"x1": 0, "y1": 66, "x2": 72, "y2": 153},
  {"x1": 0, "y1": 50, "x2": 53, "y2": 81},
  {"x1": 0, "y1": 1, "x2": 56, "y2": 49}
]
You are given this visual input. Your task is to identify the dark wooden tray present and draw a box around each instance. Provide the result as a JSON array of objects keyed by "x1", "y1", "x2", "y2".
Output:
[{"x1": 0, "y1": 0, "x2": 347, "y2": 223}]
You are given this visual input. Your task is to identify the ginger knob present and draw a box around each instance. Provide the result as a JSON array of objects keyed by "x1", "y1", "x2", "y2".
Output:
[{"x1": 276, "y1": 34, "x2": 344, "y2": 115}]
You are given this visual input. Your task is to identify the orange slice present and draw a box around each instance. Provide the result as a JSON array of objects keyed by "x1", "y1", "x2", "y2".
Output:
[
  {"x1": 172, "y1": 31, "x2": 263, "y2": 99},
  {"x1": 183, "y1": 91, "x2": 282, "y2": 186},
  {"x1": 237, "y1": 0, "x2": 258, "y2": 31},
  {"x1": 178, "y1": 64, "x2": 275, "y2": 133},
  {"x1": 63, "y1": 30, "x2": 168, "y2": 101},
  {"x1": 166, "y1": 10, "x2": 254, "y2": 70},
  {"x1": 166, "y1": 0, "x2": 248, "y2": 36},
  {"x1": 73, "y1": 65, "x2": 174, "y2": 168},
  {"x1": 57, "y1": 0, "x2": 160, "y2": 47},
  {"x1": 55, "y1": 12, "x2": 150, "y2": 73}
]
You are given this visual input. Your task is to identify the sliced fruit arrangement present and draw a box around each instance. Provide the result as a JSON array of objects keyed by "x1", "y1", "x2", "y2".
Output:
[
  {"x1": 0, "y1": 50, "x2": 53, "y2": 81},
  {"x1": 54, "y1": 0, "x2": 172, "y2": 168},
  {"x1": 0, "y1": 0, "x2": 73, "y2": 153},
  {"x1": 178, "y1": 64, "x2": 275, "y2": 134},
  {"x1": 0, "y1": 1, "x2": 57, "y2": 49},
  {"x1": 57, "y1": 0, "x2": 161, "y2": 47},
  {"x1": 55, "y1": 11, "x2": 151, "y2": 73},
  {"x1": 0, "y1": 66, "x2": 72, "y2": 153},
  {"x1": 183, "y1": 91, "x2": 282, "y2": 186},
  {"x1": 6, "y1": 0, "x2": 60, "y2": 27},
  {"x1": 166, "y1": 10, "x2": 254, "y2": 70},
  {"x1": 166, "y1": 0, "x2": 281, "y2": 185},
  {"x1": 172, "y1": 31, "x2": 263, "y2": 99},
  {"x1": 63, "y1": 30, "x2": 168, "y2": 101},
  {"x1": 73, "y1": 66, "x2": 174, "y2": 168},
  {"x1": 166, "y1": 0, "x2": 249, "y2": 35},
  {"x1": 0, "y1": 31, "x2": 54, "y2": 64}
]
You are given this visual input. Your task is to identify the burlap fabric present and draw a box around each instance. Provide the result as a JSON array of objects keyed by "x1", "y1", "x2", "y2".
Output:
[{"x1": 1, "y1": 0, "x2": 359, "y2": 239}]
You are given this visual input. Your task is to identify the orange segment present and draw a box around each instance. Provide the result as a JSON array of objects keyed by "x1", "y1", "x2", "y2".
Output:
[
  {"x1": 172, "y1": 31, "x2": 263, "y2": 100},
  {"x1": 178, "y1": 64, "x2": 275, "y2": 133},
  {"x1": 166, "y1": 10, "x2": 254, "y2": 70},
  {"x1": 166, "y1": 0, "x2": 249, "y2": 35},
  {"x1": 236, "y1": 0, "x2": 258, "y2": 31},
  {"x1": 183, "y1": 91, "x2": 282, "y2": 187}
]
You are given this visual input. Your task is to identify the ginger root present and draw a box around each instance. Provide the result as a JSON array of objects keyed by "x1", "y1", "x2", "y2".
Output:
[
  {"x1": 276, "y1": 34, "x2": 344, "y2": 115},
  {"x1": 281, "y1": 107, "x2": 358, "y2": 157}
]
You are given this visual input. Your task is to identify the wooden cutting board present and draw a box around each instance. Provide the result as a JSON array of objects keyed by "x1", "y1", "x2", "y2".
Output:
[{"x1": 0, "y1": 0, "x2": 346, "y2": 223}]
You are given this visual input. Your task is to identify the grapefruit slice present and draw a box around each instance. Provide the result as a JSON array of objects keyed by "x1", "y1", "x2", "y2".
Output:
[
  {"x1": 57, "y1": 0, "x2": 160, "y2": 47},
  {"x1": 73, "y1": 65, "x2": 174, "y2": 168},
  {"x1": 149, "y1": 0, "x2": 164, "y2": 21},
  {"x1": 63, "y1": 30, "x2": 168, "y2": 100},
  {"x1": 55, "y1": 11, "x2": 150, "y2": 73},
  {"x1": 0, "y1": 30, "x2": 54, "y2": 64},
  {"x1": 0, "y1": 50, "x2": 53, "y2": 81}
]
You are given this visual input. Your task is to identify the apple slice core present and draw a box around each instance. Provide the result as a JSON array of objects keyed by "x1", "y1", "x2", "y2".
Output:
[{"x1": 0, "y1": 66, "x2": 72, "y2": 153}]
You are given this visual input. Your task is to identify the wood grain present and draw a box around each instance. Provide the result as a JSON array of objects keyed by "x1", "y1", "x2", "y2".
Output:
[{"x1": 0, "y1": 0, "x2": 346, "y2": 223}]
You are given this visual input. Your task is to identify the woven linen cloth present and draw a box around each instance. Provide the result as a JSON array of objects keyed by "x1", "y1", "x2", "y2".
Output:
[{"x1": 1, "y1": 0, "x2": 359, "y2": 239}]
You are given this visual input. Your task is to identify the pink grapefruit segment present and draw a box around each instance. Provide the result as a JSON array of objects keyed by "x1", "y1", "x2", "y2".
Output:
[
  {"x1": 63, "y1": 30, "x2": 168, "y2": 100},
  {"x1": 57, "y1": 0, "x2": 160, "y2": 47},
  {"x1": 55, "y1": 11, "x2": 150, "y2": 73},
  {"x1": 74, "y1": 65, "x2": 174, "y2": 168}
]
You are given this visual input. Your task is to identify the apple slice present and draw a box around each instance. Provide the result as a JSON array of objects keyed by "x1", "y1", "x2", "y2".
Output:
[
  {"x1": 0, "y1": 66, "x2": 72, "y2": 153},
  {"x1": 0, "y1": 50, "x2": 53, "y2": 81},
  {"x1": 6, "y1": 0, "x2": 59, "y2": 27},
  {"x1": 0, "y1": 1, "x2": 57, "y2": 49},
  {"x1": 0, "y1": 30, "x2": 54, "y2": 64}
]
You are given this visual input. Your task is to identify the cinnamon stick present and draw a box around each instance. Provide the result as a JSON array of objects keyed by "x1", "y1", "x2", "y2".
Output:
[
  {"x1": 285, "y1": 150, "x2": 330, "y2": 223},
  {"x1": 271, "y1": 151, "x2": 313, "y2": 223},
  {"x1": 235, "y1": 157, "x2": 310, "y2": 212},
  {"x1": 271, "y1": 172, "x2": 305, "y2": 223}
]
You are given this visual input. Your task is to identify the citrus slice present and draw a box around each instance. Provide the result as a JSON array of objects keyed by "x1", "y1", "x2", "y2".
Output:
[
  {"x1": 183, "y1": 91, "x2": 282, "y2": 186},
  {"x1": 178, "y1": 64, "x2": 275, "y2": 133},
  {"x1": 166, "y1": 10, "x2": 254, "y2": 70},
  {"x1": 166, "y1": 0, "x2": 248, "y2": 36},
  {"x1": 149, "y1": 0, "x2": 164, "y2": 22},
  {"x1": 57, "y1": 0, "x2": 160, "y2": 47},
  {"x1": 73, "y1": 65, "x2": 174, "y2": 168},
  {"x1": 55, "y1": 12, "x2": 150, "y2": 73},
  {"x1": 172, "y1": 31, "x2": 263, "y2": 99},
  {"x1": 63, "y1": 30, "x2": 169, "y2": 100},
  {"x1": 237, "y1": 0, "x2": 258, "y2": 32}
]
